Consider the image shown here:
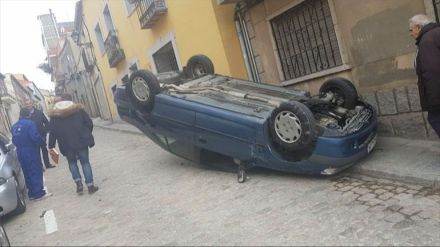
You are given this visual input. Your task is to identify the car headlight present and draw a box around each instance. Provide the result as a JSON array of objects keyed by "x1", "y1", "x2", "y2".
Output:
[{"x1": 0, "y1": 177, "x2": 6, "y2": 185}]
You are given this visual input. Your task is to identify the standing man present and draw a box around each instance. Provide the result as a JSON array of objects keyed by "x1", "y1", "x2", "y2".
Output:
[
  {"x1": 11, "y1": 108, "x2": 51, "y2": 200},
  {"x1": 409, "y1": 14, "x2": 440, "y2": 137},
  {"x1": 48, "y1": 94, "x2": 99, "y2": 194},
  {"x1": 24, "y1": 100, "x2": 56, "y2": 170}
]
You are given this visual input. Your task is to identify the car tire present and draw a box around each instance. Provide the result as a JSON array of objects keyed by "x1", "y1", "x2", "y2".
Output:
[
  {"x1": 269, "y1": 101, "x2": 318, "y2": 152},
  {"x1": 0, "y1": 224, "x2": 10, "y2": 247},
  {"x1": 319, "y1": 78, "x2": 358, "y2": 109},
  {"x1": 11, "y1": 177, "x2": 26, "y2": 215},
  {"x1": 126, "y1": 70, "x2": 160, "y2": 113},
  {"x1": 186, "y1": 54, "x2": 215, "y2": 78}
]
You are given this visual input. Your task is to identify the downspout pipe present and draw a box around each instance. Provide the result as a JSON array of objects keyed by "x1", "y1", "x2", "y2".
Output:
[{"x1": 234, "y1": 4, "x2": 260, "y2": 83}]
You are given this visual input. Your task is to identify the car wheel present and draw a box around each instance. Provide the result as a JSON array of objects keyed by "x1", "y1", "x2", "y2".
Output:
[
  {"x1": 11, "y1": 177, "x2": 26, "y2": 215},
  {"x1": 186, "y1": 54, "x2": 215, "y2": 78},
  {"x1": 126, "y1": 70, "x2": 160, "y2": 112},
  {"x1": 270, "y1": 101, "x2": 318, "y2": 152},
  {"x1": 319, "y1": 78, "x2": 358, "y2": 109},
  {"x1": 0, "y1": 224, "x2": 10, "y2": 247}
]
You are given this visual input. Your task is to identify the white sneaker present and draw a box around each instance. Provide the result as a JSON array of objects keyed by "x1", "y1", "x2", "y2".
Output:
[{"x1": 31, "y1": 192, "x2": 53, "y2": 201}]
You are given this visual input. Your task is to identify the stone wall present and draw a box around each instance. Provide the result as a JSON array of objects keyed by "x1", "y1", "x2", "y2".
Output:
[{"x1": 361, "y1": 85, "x2": 438, "y2": 140}]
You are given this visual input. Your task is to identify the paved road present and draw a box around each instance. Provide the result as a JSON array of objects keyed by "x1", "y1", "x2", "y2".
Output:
[{"x1": 3, "y1": 128, "x2": 440, "y2": 246}]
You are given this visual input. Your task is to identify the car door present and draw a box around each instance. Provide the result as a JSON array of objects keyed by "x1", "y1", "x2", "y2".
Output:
[
  {"x1": 149, "y1": 94, "x2": 200, "y2": 161},
  {"x1": 195, "y1": 107, "x2": 258, "y2": 161}
]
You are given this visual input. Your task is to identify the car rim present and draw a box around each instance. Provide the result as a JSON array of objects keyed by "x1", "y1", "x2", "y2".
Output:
[
  {"x1": 15, "y1": 179, "x2": 24, "y2": 206},
  {"x1": 192, "y1": 63, "x2": 206, "y2": 76},
  {"x1": 274, "y1": 110, "x2": 302, "y2": 143},
  {"x1": 132, "y1": 77, "x2": 150, "y2": 102}
]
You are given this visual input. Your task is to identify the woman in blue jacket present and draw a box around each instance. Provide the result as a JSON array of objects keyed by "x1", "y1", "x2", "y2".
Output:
[{"x1": 11, "y1": 108, "x2": 50, "y2": 200}]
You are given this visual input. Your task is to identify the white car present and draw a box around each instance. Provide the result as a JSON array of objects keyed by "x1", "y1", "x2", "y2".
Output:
[{"x1": 0, "y1": 133, "x2": 26, "y2": 216}]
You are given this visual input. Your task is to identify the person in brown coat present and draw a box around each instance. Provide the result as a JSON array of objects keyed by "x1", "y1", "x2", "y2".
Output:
[
  {"x1": 48, "y1": 94, "x2": 99, "y2": 194},
  {"x1": 409, "y1": 14, "x2": 440, "y2": 137}
]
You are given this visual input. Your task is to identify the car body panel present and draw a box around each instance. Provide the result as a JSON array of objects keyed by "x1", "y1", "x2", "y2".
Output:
[{"x1": 0, "y1": 135, "x2": 26, "y2": 216}]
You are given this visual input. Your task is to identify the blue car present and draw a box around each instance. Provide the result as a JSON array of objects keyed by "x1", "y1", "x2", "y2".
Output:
[{"x1": 114, "y1": 55, "x2": 377, "y2": 182}]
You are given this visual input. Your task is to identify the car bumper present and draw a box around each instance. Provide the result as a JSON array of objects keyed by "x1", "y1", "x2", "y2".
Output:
[
  {"x1": 0, "y1": 177, "x2": 18, "y2": 216},
  {"x1": 259, "y1": 120, "x2": 377, "y2": 175}
]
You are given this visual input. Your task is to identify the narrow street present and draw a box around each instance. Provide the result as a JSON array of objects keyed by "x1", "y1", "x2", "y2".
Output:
[{"x1": 3, "y1": 128, "x2": 440, "y2": 246}]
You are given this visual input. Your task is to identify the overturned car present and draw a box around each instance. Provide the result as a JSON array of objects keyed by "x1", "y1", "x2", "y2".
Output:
[{"x1": 113, "y1": 55, "x2": 377, "y2": 182}]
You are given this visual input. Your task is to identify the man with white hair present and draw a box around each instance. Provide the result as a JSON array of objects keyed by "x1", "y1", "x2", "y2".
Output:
[{"x1": 409, "y1": 14, "x2": 440, "y2": 138}]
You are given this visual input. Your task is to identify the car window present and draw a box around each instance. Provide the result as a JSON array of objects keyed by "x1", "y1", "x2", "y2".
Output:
[{"x1": 153, "y1": 133, "x2": 197, "y2": 160}]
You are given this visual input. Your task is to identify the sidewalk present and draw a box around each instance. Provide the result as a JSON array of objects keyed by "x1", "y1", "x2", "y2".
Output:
[{"x1": 93, "y1": 118, "x2": 440, "y2": 188}]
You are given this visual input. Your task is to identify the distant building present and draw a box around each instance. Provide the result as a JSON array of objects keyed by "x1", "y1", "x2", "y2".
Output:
[
  {"x1": 0, "y1": 73, "x2": 11, "y2": 135},
  {"x1": 2, "y1": 74, "x2": 31, "y2": 126},
  {"x1": 38, "y1": 9, "x2": 103, "y2": 118},
  {"x1": 39, "y1": 88, "x2": 55, "y2": 112}
]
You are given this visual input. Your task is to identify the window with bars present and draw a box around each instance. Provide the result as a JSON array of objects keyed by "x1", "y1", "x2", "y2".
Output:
[
  {"x1": 271, "y1": 0, "x2": 342, "y2": 81},
  {"x1": 152, "y1": 42, "x2": 179, "y2": 73}
]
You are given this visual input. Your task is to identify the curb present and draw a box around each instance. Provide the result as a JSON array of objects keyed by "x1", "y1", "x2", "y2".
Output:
[
  {"x1": 350, "y1": 166, "x2": 436, "y2": 188},
  {"x1": 94, "y1": 125, "x2": 143, "y2": 136}
]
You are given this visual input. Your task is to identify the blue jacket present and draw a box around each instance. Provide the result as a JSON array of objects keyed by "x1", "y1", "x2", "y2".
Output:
[{"x1": 11, "y1": 118, "x2": 46, "y2": 149}]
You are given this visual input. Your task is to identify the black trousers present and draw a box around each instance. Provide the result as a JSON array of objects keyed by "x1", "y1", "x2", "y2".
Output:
[
  {"x1": 40, "y1": 144, "x2": 51, "y2": 168},
  {"x1": 428, "y1": 110, "x2": 440, "y2": 138}
]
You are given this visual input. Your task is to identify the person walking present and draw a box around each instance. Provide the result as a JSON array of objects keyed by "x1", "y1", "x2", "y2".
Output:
[
  {"x1": 409, "y1": 14, "x2": 440, "y2": 138},
  {"x1": 11, "y1": 108, "x2": 52, "y2": 200},
  {"x1": 24, "y1": 100, "x2": 56, "y2": 170},
  {"x1": 48, "y1": 94, "x2": 99, "y2": 194}
]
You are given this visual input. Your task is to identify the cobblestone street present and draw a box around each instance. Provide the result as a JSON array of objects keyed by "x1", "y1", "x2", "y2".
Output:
[{"x1": 3, "y1": 128, "x2": 440, "y2": 246}]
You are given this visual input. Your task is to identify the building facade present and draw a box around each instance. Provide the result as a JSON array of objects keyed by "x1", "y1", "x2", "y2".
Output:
[
  {"x1": 2, "y1": 74, "x2": 32, "y2": 126},
  {"x1": 0, "y1": 73, "x2": 11, "y2": 135},
  {"x1": 219, "y1": 0, "x2": 440, "y2": 140},
  {"x1": 80, "y1": 0, "x2": 247, "y2": 119},
  {"x1": 72, "y1": 1, "x2": 113, "y2": 121}
]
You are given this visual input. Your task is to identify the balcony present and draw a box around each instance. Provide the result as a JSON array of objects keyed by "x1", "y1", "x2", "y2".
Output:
[
  {"x1": 136, "y1": 0, "x2": 167, "y2": 29},
  {"x1": 104, "y1": 30, "x2": 125, "y2": 68}
]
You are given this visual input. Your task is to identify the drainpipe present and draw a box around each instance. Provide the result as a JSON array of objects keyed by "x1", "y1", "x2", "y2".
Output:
[{"x1": 235, "y1": 4, "x2": 260, "y2": 83}]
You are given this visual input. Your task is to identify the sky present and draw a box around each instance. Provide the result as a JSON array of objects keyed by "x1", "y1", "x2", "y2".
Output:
[{"x1": 0, "y1": 0, "x2": 77, "y2": 90}]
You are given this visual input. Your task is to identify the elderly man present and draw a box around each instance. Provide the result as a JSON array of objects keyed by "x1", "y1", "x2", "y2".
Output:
[
  {"x1": 24, "y1": 100, "x2": 55, "y2": 169},
  {"x1": 409, "y1": 14, "x2": 440, "y2": 138}
]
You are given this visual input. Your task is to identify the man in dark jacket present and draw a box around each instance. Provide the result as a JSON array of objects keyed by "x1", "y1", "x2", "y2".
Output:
[
  {"x1": 24, "y1": 100, "x2": 56, "y2": 170},
  {"x1": 409, "y1": 14, "x2": 440, "y2": 137},
  {"x1": 11, "y1": 108, "x2": 52, "y2": 200},
  {"x1": 48, "y1": 94, "x2": 99, "y2": 194}
]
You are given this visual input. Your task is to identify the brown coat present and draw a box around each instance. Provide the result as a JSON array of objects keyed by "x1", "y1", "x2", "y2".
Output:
[{"x1": 48, "y1": 101, "x2": 94, "y2": 158}]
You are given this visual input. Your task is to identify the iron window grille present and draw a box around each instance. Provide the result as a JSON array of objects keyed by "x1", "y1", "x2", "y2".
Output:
[
  {"x1": 271, "y1": 0, "x2": 342, "y2": 81},
  {"x1": 152, "y1": 42, "x2": 179, "y2": 73}
]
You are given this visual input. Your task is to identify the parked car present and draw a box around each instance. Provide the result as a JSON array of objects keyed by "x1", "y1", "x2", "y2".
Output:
[
  {"x1": 0, "y1": 221, "x2": 10, "y2": 247},
  {"x1": 113, "y1": 55, "x2": 377, "y2": 182},
  {"x1": 0, "y1": 133, "x2": 26, "y2": 216}
]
